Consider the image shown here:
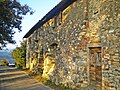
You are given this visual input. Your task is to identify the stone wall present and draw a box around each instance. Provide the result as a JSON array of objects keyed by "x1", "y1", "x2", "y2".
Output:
[
  {"x1": 88, "y1": 0, "x2": 120, "y2": 89},
  {"x1": 98, "y1": 0, "x2": 120, "y2": 89},
  {"x1": 52, "y1": 1, "x2": 89, "y2": 88},
  {"x1": 26, "y1": 0, "x2": 120, "y2": 89}
]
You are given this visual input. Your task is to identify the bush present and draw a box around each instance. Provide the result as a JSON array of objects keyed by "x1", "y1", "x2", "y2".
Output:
[
  {"x1": 0, "y1": 58, "x2": 9, "y2": 66},
  {"x1": 12, "y1": 40, "x2": 26, "y2": 69}
]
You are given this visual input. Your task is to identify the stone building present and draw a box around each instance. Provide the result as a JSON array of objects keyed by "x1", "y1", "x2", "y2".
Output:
[{"x1": 24, "y1": 0, "x2": 120, "y2": 90}]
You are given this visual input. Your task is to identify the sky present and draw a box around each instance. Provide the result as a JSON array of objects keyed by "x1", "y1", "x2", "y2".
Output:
[{"x1": 6, "y1": 0, "x2": 61, "y2": 49}]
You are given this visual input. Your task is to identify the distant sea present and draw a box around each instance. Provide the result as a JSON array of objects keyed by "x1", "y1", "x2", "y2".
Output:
[{"x1": 0, "y1": 50, "x2": 15, "y2": 64}]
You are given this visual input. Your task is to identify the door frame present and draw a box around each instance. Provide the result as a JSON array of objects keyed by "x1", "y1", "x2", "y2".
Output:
[{"x1": 87, "y1": 43, "x2": 102, "y2": 87}]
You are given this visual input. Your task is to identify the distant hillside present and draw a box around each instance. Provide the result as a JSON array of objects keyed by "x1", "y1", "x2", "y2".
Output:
[{"x1": 0, "y1": 50, "x2": 15, "y2": 63}]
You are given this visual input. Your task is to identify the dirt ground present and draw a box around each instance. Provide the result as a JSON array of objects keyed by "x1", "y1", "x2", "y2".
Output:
[{"x1": 0, "y1": 66, "x2": 54, "y2": 90}]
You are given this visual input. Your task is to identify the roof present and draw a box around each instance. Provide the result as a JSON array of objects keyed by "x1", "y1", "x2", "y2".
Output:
[{"x1": 23, "y1": 0, "x2": 76, "y2": 38}]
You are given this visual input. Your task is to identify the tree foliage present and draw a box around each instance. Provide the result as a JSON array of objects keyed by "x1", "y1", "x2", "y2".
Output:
[
  {"x1": 12, "y1": 40, "x2": 26, "y2": 69},
  {"x1": 0, "y1": 0, "x2": 33, "y2": 47}
]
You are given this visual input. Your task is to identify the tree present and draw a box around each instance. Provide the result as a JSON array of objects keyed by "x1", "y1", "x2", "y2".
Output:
[
  {"x1": 0, "y1": 0, "x2": 34, "y2": 47},
  {"x1": 12, "y1": 40, "x2": 26, "y2": 69}
]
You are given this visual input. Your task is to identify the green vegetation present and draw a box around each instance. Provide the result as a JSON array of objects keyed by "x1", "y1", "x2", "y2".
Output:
[
  {"x1": 25, "y1": 71, "x2": 77, "y2": 90},
  {"x1": 12, "y1": 41, "x2": 26, "y2": 69},
  {"x1": 0, "y1": 0, "x2": 34, "y2": 47},
  {"x1": 37, "y1": 76, "x2": 77, "y2": 90},
  {"x1": 0, "y1": 58, "x2": 9, "y2": 66},
  {"x1": 0, "y1": 0, "x2": 4, "y2": 2},
  {"x1": 44, "y1": 80, "x2": 77, "y2": 90}
]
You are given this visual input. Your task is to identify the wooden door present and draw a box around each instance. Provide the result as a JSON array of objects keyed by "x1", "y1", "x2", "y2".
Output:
[{"x1": 89, "y1": 47, "x2": 102, "y2": 89}]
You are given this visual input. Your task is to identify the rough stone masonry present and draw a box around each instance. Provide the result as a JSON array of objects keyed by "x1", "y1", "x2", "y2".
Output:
[{"x1": 25, "y1": 0, "x2": 120, "y2": 90}]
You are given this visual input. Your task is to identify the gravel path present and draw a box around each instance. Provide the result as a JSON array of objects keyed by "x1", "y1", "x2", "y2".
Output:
[{"x1": 0, "y1": 66, "x2": 54, "y2": 90}]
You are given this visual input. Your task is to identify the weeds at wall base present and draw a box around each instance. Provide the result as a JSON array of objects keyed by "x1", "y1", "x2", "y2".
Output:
[
  {"x1": 24, "y1": 70, "x2": 77, "y2": 90},
  {"x1": 35, "y1": 75, "x2": 77, "y2": 90},
  {"x1": 45, "y1": 80, "x2": 77, "y2": 90}
]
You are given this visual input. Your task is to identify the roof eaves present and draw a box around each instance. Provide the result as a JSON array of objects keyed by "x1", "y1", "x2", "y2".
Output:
[{"x1": 23, "y1": 0, "x2": 76, "y2": 38}]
